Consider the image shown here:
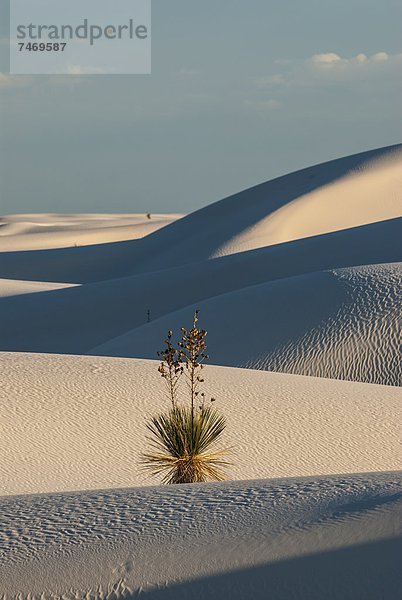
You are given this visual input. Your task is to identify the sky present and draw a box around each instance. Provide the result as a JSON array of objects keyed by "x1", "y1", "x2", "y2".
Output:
[{"x1": 0, "y1": 0, "x2": 401, "y2": 214}]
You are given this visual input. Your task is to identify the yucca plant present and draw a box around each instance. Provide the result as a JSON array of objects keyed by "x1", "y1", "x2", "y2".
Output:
[
  {"x1": 143, "y1": 405, "x2": 228, "y2": 484},
  {"x1": 142, "y1": 310, "x2": 229, "y2": 484}
]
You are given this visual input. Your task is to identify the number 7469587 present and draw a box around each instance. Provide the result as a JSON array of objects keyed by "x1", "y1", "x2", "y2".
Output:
[{"x1": 18, "y1": 42, "x2": 67, "y2": 52}]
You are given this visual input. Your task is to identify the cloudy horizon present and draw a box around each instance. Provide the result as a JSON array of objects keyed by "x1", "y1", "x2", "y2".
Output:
[{"x1": 1, "y1": 0, "x2": 401, "y2": 214}]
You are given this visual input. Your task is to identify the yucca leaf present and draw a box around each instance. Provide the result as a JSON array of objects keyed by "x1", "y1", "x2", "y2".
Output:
[{"x1": 142, "y1": 404, "x2": 230, "y2": 484}]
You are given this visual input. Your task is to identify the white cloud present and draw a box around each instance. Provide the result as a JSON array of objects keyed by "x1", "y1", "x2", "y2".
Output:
[
  {"x1": 255, "y1": 51, "x2": 402, "y2": 93},
  {"x1": 355, "y1": 53, "x2": 368, "y2": 63},
  {"x1": 372, "y1": 52, "x2": 389, "y2": 62},
  {"x1": 308, "y1": 51, "x2": 401, "y2": 70},
  {"x1": 311, "y1": 52, "x2": 342, "y2": 64},
  {"x1": 250, "y1": 50, "x2": 401, "y2": 114}
]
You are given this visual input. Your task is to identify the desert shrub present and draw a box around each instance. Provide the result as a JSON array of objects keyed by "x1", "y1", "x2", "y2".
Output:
[{"x1": 142, "y1": 310, "x2": 229, "y2": 484}]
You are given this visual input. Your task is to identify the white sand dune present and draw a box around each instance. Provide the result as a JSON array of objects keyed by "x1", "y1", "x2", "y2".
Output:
[
  {"x1": 0, "y1": 219, "x2": 400, "y2": 365},
  {"x1": 113, "y1": 144, "x2": 402, "y2": 275},
  {"x1": 0, "y1": 149, "x2": 400, "y2": 387},
  {"x1": 92, "y1": 263, "x2": 401, "y2": 386},
  {"x1": 1, "y1": 353, "x2": 400, "y2": 497},
  {"x1": 0, "y1": 145, "x2": 400, "y2": 284},
  {"x1": 216, "y1": 150, "x2": 402, "y2": 257},
  {"x1": 0, "y1": 213, "x2": 183, "y2": 251},
  {"x1": 1, "y1": 351, "x2": 401, "y2": 597},
  {"x1": 0, "y1": 146, "x2": 401, "y2": 598},
  {"x1": 0, "y1": 278, "x2": 78, "y2": 298},
  {"x1": 1, "y1": 473, "x2": 401, "y2": 598}
]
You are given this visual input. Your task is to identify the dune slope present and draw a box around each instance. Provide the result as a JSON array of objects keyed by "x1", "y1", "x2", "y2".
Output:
[
  {"x1": 0, "y1": 218, "x2": 400, "y2": 362},
  {"x1": 1, "y1": 473, "x2": 401, "y2": 599},
  {"x1": 93, "y1": 263, "x2": 401, "y2": 386},
  {"x1": 0, "y1": 353, "x2": 400, "y2": 497},
  {"x1": 0, "y1": 145, "x2": 400, "y2": 283},
  {"x1": 0, "y1": 278, "x2": 78, "y2": 298},
  {"x1": 113, "y1": 144, "x2": 402, "y2": 273}
]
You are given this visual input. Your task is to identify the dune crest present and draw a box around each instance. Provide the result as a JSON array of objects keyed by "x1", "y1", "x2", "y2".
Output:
[
  {"x1": 217, "y1": 150, "x2": 402, "y2": 257},
  {"x1": 128, "y1": 144, "x2": 402, "y2": 273}
]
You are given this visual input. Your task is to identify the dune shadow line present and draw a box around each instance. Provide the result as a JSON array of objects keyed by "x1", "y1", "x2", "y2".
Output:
[{"x1": 132, "y1": 537, "x2": 402, "y2": 600}]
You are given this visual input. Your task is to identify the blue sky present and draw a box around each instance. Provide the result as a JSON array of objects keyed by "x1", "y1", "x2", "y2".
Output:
[{"x1": 0, "y1": 0, "x2": 401, "y2": 213}]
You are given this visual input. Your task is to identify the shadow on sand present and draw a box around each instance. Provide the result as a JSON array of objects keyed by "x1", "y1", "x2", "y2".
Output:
[{"x1": 132, "y1": 536, "x2": 402, "y2": 600}]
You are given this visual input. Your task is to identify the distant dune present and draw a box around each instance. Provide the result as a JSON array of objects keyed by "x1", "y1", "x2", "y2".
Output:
[
  {"x1": 93, "y1": 263, "x2": 401, "y2": 386},
  {"x1": 0, "y1": 144, "x2": 400, "y2": 283},
  {"x1": 0, "y1": 277, "x2": 77, "y2": 298},
  {"x1": 0, "y1": 219, "x2": 399, "y2": 364},
  {"x1": 0, "y1": 146, "x2": 400, "y2": 388},
  {"x1": 0, "y1": 213, "x2": 183, "y2": 251},
  {"x1": 125, "y1": 144, "x2": 402, "y2": 273}
]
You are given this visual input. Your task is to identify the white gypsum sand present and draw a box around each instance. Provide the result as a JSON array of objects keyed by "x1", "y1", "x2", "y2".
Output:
[
  {"x1": 92, "y1": 263, "x2": 401, "y2": 386},
  {"x1": 0, "y1": 218, "x2": 398, "y2": 355},
  {"x1": 0, "y1": 146, "x2": 401, "y2": 599},
  {"x1": 0, "y1": 353, "x2": 400, "y2": 497},
  {"x1": 0, "y1": 145, "x2": 400, "y2": 284},
  {"x1": 0, "y1": 278, "x2": 78, "y2": 297},
  {"x1": 0, "y1": 213, "x2": 183, "y2": 251},
  {"x1": 0, "y1": 473, "x2": 401, "y2": 599},
  {"x1": 0, "y1": 147, "x2": 400, "y2": 387},
  {"x1": 97, "y1": 144, "x2": 402, "y2": 275}
]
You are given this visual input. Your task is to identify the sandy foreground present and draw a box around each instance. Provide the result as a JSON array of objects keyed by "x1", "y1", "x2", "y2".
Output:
[
  {"x1": 0, "y1": 355, "x2": 400, "y2": 597},
  {"x1": 1, "y1": 474, "x2": 401, "y2": 599},
  {"x1": 0, "y1": 145, "x2": 401, "y2": 598}
]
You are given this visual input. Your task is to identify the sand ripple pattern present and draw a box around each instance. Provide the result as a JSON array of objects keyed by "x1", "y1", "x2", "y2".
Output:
[
  {"x1": 0, "y1": 473, "x2": 401, "y2": 598},
  {"x1": 92, "y1": 262, "x2": 401, "y2": 386},
  {"x1": 1, "y1": 473, "x2": 401, "y2": 567},
  {"x1": 0, "y1": 353, "x2": 400, "y2": 497},
  {"x1": 243, "y1": 263, "x2": 401, "y2": 385}
]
